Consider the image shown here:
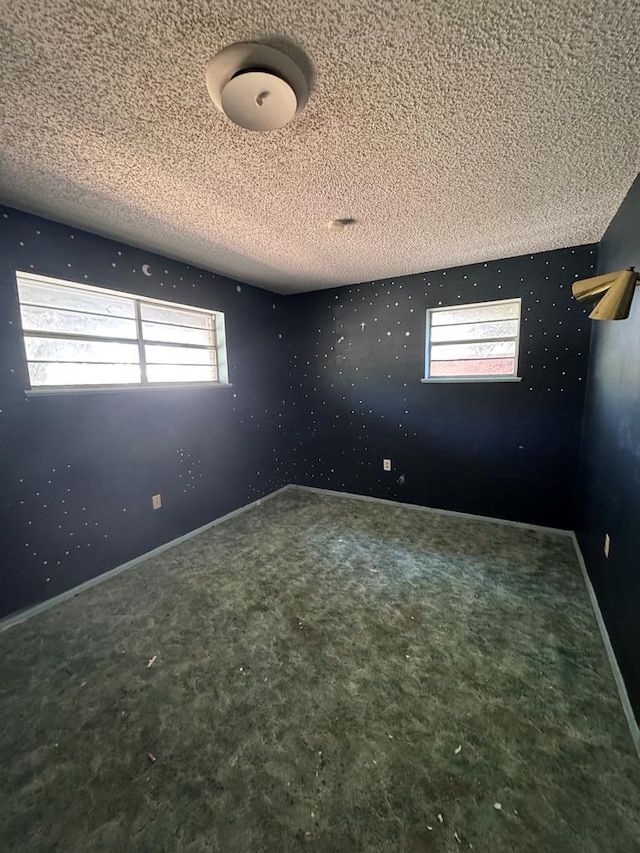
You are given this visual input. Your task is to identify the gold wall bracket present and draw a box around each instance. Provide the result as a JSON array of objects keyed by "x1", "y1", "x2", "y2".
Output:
[{"x1": 572, "y1": 268, "x2": 640, "y2": 320}]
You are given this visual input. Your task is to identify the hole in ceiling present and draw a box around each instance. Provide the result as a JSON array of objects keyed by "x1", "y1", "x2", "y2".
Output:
[{"x1": 328, "y1": 218, "x2": 357, "y2": 231}]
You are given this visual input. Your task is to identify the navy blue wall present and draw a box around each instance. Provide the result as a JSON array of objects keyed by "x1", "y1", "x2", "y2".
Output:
[
  {"x1": 0, "y1": 206, "x2": 291, "y2": 618},
  {"x1": 287, "y1": 246, "x2": 596, "y2": 529},
  {"x1": 0, "y1": 203, "x2": 602, "y2": 622},
  {"x1": 578, "y1": 174, "x2": 640, "y2": 724}
]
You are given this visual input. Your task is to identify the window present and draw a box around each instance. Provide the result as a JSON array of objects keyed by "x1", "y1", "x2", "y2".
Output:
[
  {"x1": 424, "y1": 297, "x2": 522, "y2": 382},
  {"x1": 15, "y1": 272, "x2": 229, "y2": 391}
]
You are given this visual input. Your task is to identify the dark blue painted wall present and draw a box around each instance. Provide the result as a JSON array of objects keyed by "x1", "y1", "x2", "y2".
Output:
[
  {"x1": 0, "y1": 206, "x2": 291, "y2": 618},
  {"x1": 578, "y1": 174, "x2": 640, "y2": 724},
  {"x1": 0, "y1": 203, "x2": 601, "y2": 623},
  {"x1": 287, "y1": 246, "x2": 596, "y2": 529}
]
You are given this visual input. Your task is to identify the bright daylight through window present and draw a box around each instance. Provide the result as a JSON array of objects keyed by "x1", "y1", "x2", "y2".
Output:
[
  {"x1": 15, "y1": 272, "x2": 228, "y2": 390},
  {"x1": 424, "y1": 297, "x2": 522, "y2": 381}
]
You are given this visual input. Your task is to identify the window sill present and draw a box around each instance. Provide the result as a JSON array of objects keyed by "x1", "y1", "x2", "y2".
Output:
[
  {"x1": 25, "y1": 382, "x2": 233, "y2": 397},
  {"x1": 421, "y1": 376, "x2": 522, "y2": 384}
]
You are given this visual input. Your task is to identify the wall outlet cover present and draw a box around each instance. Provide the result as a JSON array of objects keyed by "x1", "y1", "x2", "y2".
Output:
[
  {"x1": 152, "y1": 494, "x2": 162, "y2": 510},
  {"x1": 383, "y1": 459, "x2": 392, "y2": 471}
]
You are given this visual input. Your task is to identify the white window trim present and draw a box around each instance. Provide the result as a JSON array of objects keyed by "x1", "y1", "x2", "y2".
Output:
[
  {"x1": 15, "y1": 271, "x2": 231, "y2": 394},
  {"x1": 420, "y1": 376, "x2": 522, "y2": 384},
  {"x1": 24, "y1": 383, "x2": 233, "y2": 397},
  {"x1": 422, "y1": 296, "x2": 522, "y2": 383}
]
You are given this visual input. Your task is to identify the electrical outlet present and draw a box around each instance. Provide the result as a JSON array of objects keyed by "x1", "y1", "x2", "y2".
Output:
[
  {"x1": 383, "y1": 458, "x2": 392, "y2": 472},
  {"x1": 152, "y1": 494, "x2": 162, "y2": 510},
  {"x1": 604, "y1": 533, "x2": 610, "y2": 558}
]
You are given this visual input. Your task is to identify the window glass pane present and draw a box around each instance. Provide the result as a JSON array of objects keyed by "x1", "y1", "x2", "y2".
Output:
[
  {"x1": 17, "y1": 280, "x2": 135, "y2": 318},
  {"x1": 431, "y1": 301, "x2": 519, "y2": 326},
  {"x1": 20, "y1": 305, "x2": 138, "y2": 339},
  {"x1": 430, "y1": 358, "x2": 516, "y2": 376},
  {"x1": 141, "y1": 321, "x2": 214, "y2": 346},
  {"x1": 146, "y1": 364, "x2": 218, "y2": 383},
  {"x1": 17, "y1": 273, "x2": 227, "y2": 390},
  {"x1": 24, "y1": 336, "x2": 139, "y2": 363},
  {"x1": 430, "y1": 319, "x2": 519, "y2": 342},
  {"x1": 28, "y1": 362, "x2": 141, "y2": 386},
  {"x1": 145, "y1": 344, "x2": 216, "y2": 365},
  {"x1": 430, "y1": 340, "x2": 516, "y2": 361},
  {"x1": 140, "y1": 302, "x2": 213, "y2": 329}
]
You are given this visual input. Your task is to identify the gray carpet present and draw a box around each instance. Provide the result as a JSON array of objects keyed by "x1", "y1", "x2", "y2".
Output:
[{"x1": 0, "y1": 488, "x2": 638, "y2": 852}]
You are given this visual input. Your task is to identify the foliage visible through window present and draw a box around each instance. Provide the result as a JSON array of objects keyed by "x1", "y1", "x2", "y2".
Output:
[
  {"x1": 425, "y1": 298, "x2": 521, "y2": 380},
  {"x1": 15, "y1": 272, "x2": 228, "y2": 390}
]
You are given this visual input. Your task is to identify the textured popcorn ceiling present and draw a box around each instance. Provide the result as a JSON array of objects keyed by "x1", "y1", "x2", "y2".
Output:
[{"x1": 0, "y1": 1, "x2": 638, "y2": 293}]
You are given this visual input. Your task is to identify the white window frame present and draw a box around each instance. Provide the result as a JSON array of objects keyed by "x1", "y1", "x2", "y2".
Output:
[
  {"x1": 422, "y1": 297, "x2": 522, "y2": 383},
  {"x1": 15, "y1": 271, "x2": 230, "y2": 394}
]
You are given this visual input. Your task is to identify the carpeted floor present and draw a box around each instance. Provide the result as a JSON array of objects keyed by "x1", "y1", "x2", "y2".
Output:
[{"x1": 0, "y1": 488, "x2": 638, "y2": 853}]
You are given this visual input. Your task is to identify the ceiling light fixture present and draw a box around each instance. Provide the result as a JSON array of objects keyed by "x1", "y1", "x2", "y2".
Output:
[
  {"x1": 206, "y1": 43, "x2": 309, "y2": 132},
  {"x1": 572, "y1": 268, "x2": 640, "y2": 320}
]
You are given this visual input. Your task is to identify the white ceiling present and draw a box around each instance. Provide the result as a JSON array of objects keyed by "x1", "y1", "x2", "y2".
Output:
[{"x1": 0, "y1": 0, "x2": 638, "y2": 294}]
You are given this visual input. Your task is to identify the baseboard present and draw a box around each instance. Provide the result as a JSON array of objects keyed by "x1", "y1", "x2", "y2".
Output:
[
  {"x1": 291, "y1": 484, "x2": 572, "y2": 537},
  {"x1": 294, "y1": 485, "x2": 639, "y2": 757},
  {"x1": 3, "y1": 481, "x2": 637, "y2": 759},
  {"x1": 0, "y1": 484, "x2": 294, "y2": 634},
  {"x1": 570, "y1": 533, "x2": 640, "y2": 758},
  {"x1": 0, "y1": 483, "x2": 569, "y2": 634}
]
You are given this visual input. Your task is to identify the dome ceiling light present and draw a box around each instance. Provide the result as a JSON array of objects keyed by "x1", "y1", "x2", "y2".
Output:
[{"x1": 206, "y1": 42, "x2": 309, "y2": 132}]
